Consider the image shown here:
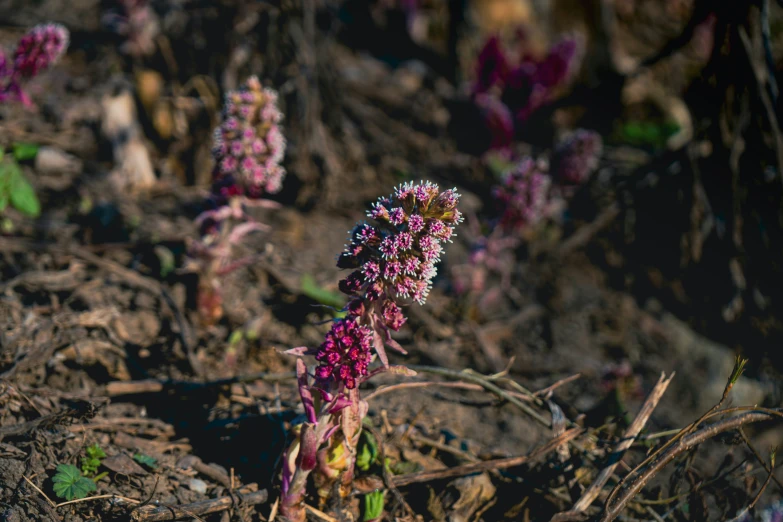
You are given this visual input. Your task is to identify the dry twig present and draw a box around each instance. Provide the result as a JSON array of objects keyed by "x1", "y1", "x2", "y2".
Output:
[
  {"x1": 130, "y1": 489, "x2": 268, "y2": 522},
  {"x1": 392, "y1": 427, "x2": 583, "y2": 487},
  {"x1": 600, "y1": 411, "x2": 780, "y2": 522},
  {"x1": 564, "y1": 372, "x2": 675, "y2": 516}
]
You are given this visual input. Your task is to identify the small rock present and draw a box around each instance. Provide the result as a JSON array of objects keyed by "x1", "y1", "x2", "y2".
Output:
[
  {"x1": 188, "y1": 478, "x2": 208, "y2": 494},
  {"x1": 35, "y1": 147, "x2": 83, "y2": 176}
]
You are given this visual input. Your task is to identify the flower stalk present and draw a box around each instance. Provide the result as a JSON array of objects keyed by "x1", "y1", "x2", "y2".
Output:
[
  {"x1": 279, "y1": 181, "x2": 463, "y2": 521},
  {"x1": 188, "y1": 76, "x2": 286, "y2": 325}
]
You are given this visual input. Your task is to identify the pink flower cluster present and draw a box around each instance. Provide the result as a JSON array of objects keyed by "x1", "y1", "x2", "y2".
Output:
[
  {"x1": 493, "y1": 158, "x2": 552, "y2": 231},
  {"x1": 338, "y1": 181, "x2": 463, "y2": 306},
  {"x1": 212, "y1": 76, "x2": 286, "y2": 198},
  {"x1": 0, "y1": 24, "x2": 69, "y2": 106},
  {"x1": 299, "y1": 181, "x2": 463, "y2": 390},
  {"x1": 102, "y1": 0, "x2": 158, "y2": 57},
  {"x1": 551, "y1": 129, "x2": 603, "y2": 186},
  {"x1": 472, "y1": 34, "x2": 583, "y2": 152},
  {"x1": 314, "y1": 317, "x2": 373, "y2": 389}
]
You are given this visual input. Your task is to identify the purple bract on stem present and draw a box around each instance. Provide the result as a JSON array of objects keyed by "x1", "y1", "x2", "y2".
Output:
[
  {"x1": 0, "y1": 24, "x2": 69, "y2": 106},
  {"x1": 212, "y1": 76, "x2": 286, "y2": 198}
]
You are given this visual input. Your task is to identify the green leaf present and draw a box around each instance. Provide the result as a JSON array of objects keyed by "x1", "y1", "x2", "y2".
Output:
[
  {"x1": 357, "y1": 431, "x2": 379, "y2": 471},
  {"x1": 85, "y1": 444, "x2": 107, "y2": 460},
  {"x1": 1, "y1": 218, "x2": 13, "y2": 234},
  {"x1": 52, "y1": 464, "x2": 97, "y2": 501},
  {"x1": 3, "y1": 163, "x2": 40, "y2": 217},
  {"x1": 12, "y1": 142, "x2": 40, "y2": 161},
  {"x1": 300, "y1": 273, "x2": 346, "y2": 311},
  {"x1": 362, "y1": 490, "x2": 385, "y2": 521},
  {"x1": 0, "y1": 161, "x2": 12, "y2": 212},
  {"x1": 228, "y1": 329, "x2": 244, "y2": 347},
  {"x1": 154, "y1": 245, "x2": 176, "y2": 278},
  {"x1": 133, "y1": 453, "x2": 158, "y2": 469}
]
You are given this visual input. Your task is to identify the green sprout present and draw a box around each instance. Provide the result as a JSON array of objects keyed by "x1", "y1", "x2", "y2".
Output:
[
  {"x1": 80, "y1": 444, "x2": 107, "y2": 479},
  {"x1": 362, "y1": 490, "x2": 385, "y2": 522}
]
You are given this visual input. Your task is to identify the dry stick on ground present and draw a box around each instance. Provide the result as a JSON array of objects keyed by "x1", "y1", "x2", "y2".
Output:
[
  {"x1": 130, "y1": 489, "x2": 268, "y2": 522},
  {"x1": 407, "y1": 365, "x2": 551, "y2": 428},
  {"x1": 600, "y1": 411, "x2": 780, "y2": 522},
  {"x1": 56, "y1": 494, "x2": 141, "y2": 508},
  {"x1": 563, "y1": 372, "x2": 675, "y2": 517},
  {"x1": 392, "y1": 427, "x2": 583, "y2": 487},
  {"x1": 604, "y1": 358, "x2": 748, "y2": 510},
  {"x1": 533, "y1": 374, "x2": 582, "y2": 398},
  {"x1": 359, "y1": 381, "x2": 483, "y2": 401},
  {"x1": 739, "y1": 428, "x2": 783, "y2": 493},
  {"x1": 728, "y1": 450, "x2": 777, "y2": 522}
]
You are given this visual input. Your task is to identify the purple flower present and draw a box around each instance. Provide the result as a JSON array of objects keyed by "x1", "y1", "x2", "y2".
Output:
[
  {"x1": 12, "y1": 24, "x2": 69, "y2": 78},
  {"x1": 341, "y1": 181, "x2": 463, "y2": 305},
  {"x1": 211, "y1": 76, "x2": 286, "y2": 198},
  {"x1": 315, "y1": 317, "x2": 373, "y2": 389},
  {"x1": 551, "y1": 129, "x2": 603, "y2": 186},
  {"x1": 389, "y1": 207, "x2": 406, "y2": 225},
  {"x1": 0, "y1": 24, "x2": 69, "y2": 106},
  {"x1": 408, "y1": 214, "x2": 425, "y2": 233},
  {"x1": 382, "y1": 300, "x2": 406, "y2": 331},
  {"x1": 494, "y1": 157, "x2": 552, "y2": 231}
]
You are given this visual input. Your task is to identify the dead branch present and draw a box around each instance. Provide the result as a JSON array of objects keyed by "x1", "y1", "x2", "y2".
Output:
[
  {"x1": 129, "y1": 489, "x2": 268, "y2": 522},
  {"x1": 407, "y1": 365, "x2": 552, "y2": 428},
  {"x1": 566, "y1": 372, "x2": 675, "y2": 516},
  {"x1": 600, "y1": 411, "x2": 781, "y2": 522},
  {"x1": 392, "y1": 427, "x2": 583, "y2": 487}
]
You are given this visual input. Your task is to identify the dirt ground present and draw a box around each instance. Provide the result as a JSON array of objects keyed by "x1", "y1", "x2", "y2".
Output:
[{"x1": 1, "y1": 0, "x2": 782, "y2": 521}]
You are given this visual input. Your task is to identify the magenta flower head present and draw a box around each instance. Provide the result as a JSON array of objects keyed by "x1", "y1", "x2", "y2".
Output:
[
  {"x1": 12, "y1": 24, "x2": 69, "y2": 79},
  {"x1": 338, "y1": 181, "x2": 464, "y2": 307},
  {"x1": 212, "y1": 76, "x2": 286, "y2": 198},
  {"x1": 314, "y1": 317, "x2": 373, "y2": 389},
  {"x1": 302, "y1": 181, "x2": 464, "y2": 390},
  {"x1": 493, "y1": 158, "x2": 552, "y2": 231},
  {"x1": 1, "y1": 24, "x2": 69, "y2": 106},
  {"x1": 551, "y1": 129, "x2": 603, "y2": 186}
]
